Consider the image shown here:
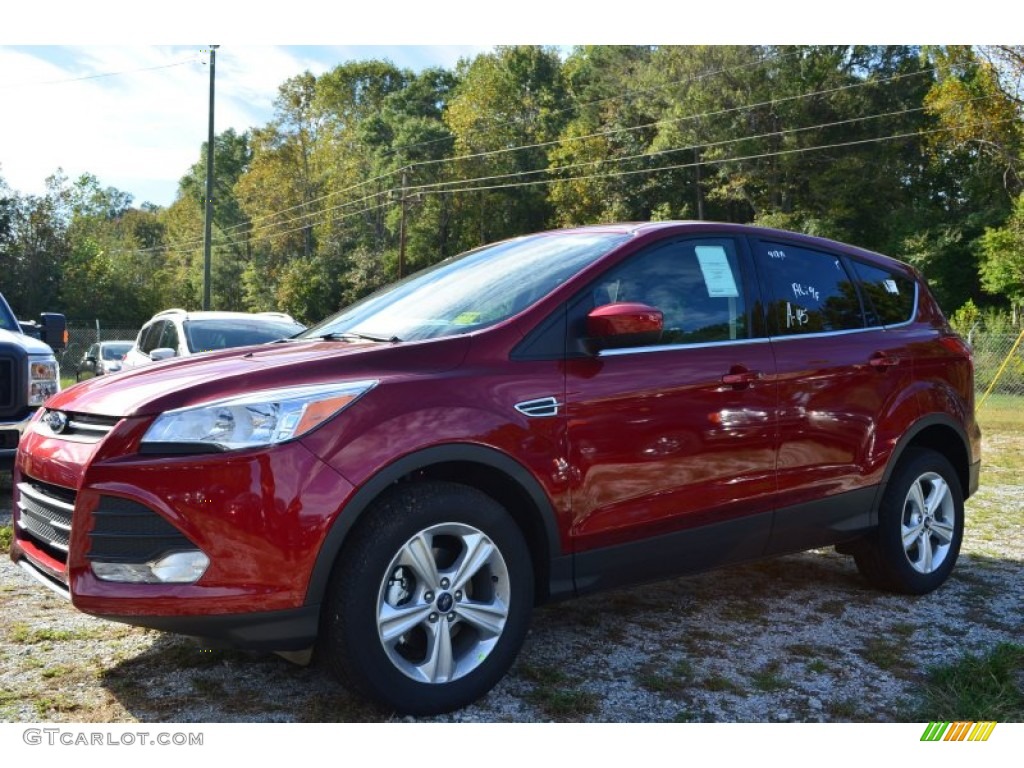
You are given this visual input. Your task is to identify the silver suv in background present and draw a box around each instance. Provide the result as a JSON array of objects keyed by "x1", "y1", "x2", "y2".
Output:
[{"x1": 122, "y1": 309, "x2": 305, "y2": 369}]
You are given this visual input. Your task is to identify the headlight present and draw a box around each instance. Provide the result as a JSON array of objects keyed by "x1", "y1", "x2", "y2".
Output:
[
  {"x1": 140, "y1": 380, "x2": 377, "y2": 451},
  {"x1": 29, "y1": 357, "x2": 60, "y2": 406}
]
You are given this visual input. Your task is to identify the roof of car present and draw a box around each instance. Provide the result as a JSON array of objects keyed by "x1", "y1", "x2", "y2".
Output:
[
  {"x1": 149, "y1": 310, "x2": 301, "y2": 324},
  {"x1": 545, "y1": 220, "x2": 906, "y2": 271}
]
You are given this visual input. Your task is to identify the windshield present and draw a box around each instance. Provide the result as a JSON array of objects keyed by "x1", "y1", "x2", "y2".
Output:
[
  {"x1": 302, "y1": 232, "x2": 629, "y2": 342},
  {"x1": 184, "y1": 318, "x2": 305, "y2": 354},
  {"x1": 101, "y1": 343, "x2": 133, "y2": 360},
  {"x1": 0, "y1": 294, "x2": 19, "y2": 333}
]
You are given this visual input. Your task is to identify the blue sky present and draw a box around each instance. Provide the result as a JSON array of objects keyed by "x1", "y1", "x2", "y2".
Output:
[
  {"x1": 0, "y1": 2, "x2": 988, "y2": 209},
  {"x1": 0, "y1": 44, "x2": 493, "y2": 207}
]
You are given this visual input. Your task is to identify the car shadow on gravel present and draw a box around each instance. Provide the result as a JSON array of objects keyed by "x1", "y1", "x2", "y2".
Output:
[
  {"x1": 98, "y1": 633, "x2": 392, "y2": 722},
  {"x1": 93, "y1": 547, "x2": 1022, "y2": 723}
]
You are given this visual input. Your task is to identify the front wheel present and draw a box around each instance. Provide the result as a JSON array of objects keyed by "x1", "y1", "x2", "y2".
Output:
[
  {"x1": 853, "y1": 448, "x2": 964, "y2": 594},
  {"x1": 321, "y1": 481, "x2": 533, "y2": 715}
]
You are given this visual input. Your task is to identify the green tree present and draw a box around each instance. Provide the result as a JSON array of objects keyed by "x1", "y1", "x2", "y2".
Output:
[{"x1": 979, "y1": 193, "x2": 1024, "y2": 317}]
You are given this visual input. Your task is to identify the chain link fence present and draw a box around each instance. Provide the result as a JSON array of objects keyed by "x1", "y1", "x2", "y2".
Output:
[
  {"x1": 968, "y1": 331, "x2": 1024, "y2": 403},
  {"x1": 55, "y1": 325, "x2": 1024, "y2": 402},
  {"x1": 58, "y1": 325, "x2": 139, "y2": 379}
]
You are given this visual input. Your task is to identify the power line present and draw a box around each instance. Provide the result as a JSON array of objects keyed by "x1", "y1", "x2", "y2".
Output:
[
  {"x1": 0, "y1": 54, "x2": 205, "y2": 90},
  {"x1": 158, "y1": 66, "x2": 945, "y2": 253},
  {"x1": 139, "y1": 113, "x2": 1012, "y2": 261}
]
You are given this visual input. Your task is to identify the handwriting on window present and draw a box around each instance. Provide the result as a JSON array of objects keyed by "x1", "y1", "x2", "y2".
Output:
[
  {"x1": 791, "y1": 282, "x2": 820, "y2": 302},
  {"x1": 786, "y1": 302, "x2": 809, "y2": 329}
]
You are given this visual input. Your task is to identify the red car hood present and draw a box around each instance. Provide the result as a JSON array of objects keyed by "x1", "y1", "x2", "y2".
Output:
[{"x1": 46, "y1": 337, "x2": 471, "y2": 418}]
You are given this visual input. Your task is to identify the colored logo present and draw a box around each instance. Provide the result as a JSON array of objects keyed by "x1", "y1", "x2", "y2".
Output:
[{"x1": 921, "y1": 722, "x2": 997, "y2": 742}]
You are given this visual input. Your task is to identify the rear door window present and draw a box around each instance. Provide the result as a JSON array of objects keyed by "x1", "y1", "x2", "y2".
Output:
[{"x1": 755, "y1": 241, "x2": 865, "y2": 336}]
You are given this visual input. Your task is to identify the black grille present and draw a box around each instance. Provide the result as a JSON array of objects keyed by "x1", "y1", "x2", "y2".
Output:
[
  {"x1": 15, "y1": 479, "x2": 77, "y2": 564},
  {"x1": 88, "y1": 497, "x2": 195, "y2": 564},
  {"x1": 0, "y1": 356, "x2": 14, "y2": 413}
]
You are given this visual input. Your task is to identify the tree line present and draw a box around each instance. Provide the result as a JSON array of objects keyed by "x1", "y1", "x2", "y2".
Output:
[{"x1": 2, "y1": 45, "x2": 1023, "y2": 328}]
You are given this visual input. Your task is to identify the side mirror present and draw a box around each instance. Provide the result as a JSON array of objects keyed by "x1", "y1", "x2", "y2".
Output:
[
  {"x1": 586, "y1": 302, "x2": 664, "y2": 352},
  {"x1": 150, "y1": 347, "x2": 177, "y2": 362},
  {"x1": 39, "y1": 313, "x2": 67, "y2": 350}
]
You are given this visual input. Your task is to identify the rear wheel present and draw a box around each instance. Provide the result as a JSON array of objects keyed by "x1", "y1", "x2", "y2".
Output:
[
  {"x1": 321, "y1": 481, "x2": 533, "y2": 715},
  {"x1": 853, "y1": 448, "x2": 964, "y2": 594}
]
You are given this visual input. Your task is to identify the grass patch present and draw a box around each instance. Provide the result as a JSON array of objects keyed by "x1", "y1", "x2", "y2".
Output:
[
  {"x1": 527, "y1": 687, "x2": 600, "y2": 719},
  {"x1": 0, "y1": 525, "x2": 11, "y2": 552},
  {"x1": 977, "y1": 394, "x2": 1024, "y2": 433},
  {"x1": 751, "y1": 661, "x2": 789, "y2": 692},
  {"x1": 913, "y1": 642, "x2": 1024, "y2": 721},
  {"x1": 826, "y1": 697, "x2": 862, "y2": 719},
  {"x1": 860, "y1": 638, "x2": 907, "y2": 672},
  {"x1": 637, "y1": 660, "x2": 694, "y2": 698},
  {"x1": 8, "y1": 623, "x2": 107, "y2": 644},
  {"x1": 520, "y1": 662, "x2": 599, "y2": 719},
  {"x1": 40, "y1": 664, "x2": 76, "y2": 680},
  {"x1": 702, "y1": 673, "x2": 745, "y2": 695},
  {"x1": 33, "y1": 694, "x2": 80, "y2": 718}
]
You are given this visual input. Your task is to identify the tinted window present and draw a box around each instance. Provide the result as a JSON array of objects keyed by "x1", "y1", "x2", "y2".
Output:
[
  {"x1": 589, "y1": 237, "x2": 748, "y2": 345},
  {"x1": 183, "y1": 318, "x2": 303, "y2": 353},
  {"x1": 757, "y1": 242, "x2": 864, "y2": 336},
  {"x1": 159, "y1": 322, "x2": 180, "y2": 351},
  {"x1": 139, "y1": 322, "x2": 164, "y2": 354},
  {"x1": 851, "y1": 260, "x2": 916, "y2": 326}
]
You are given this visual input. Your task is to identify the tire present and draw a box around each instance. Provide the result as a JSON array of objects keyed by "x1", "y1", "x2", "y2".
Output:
[
  {"x1": 853, "y1": 448, "x2": 964, "y2": 595},
  {"x1": 320, "y1": 481, "x2": 534, "y2": 715}
]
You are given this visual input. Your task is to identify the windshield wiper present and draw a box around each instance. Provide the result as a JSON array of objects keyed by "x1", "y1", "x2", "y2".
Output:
[{"x1": 318, "y1": 331, "x2": 402, "y2": 344}]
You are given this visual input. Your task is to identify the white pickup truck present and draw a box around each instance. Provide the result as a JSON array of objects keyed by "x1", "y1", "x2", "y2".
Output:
[{"x1": 0, "y1": 291, "x2": 65, "y2": 468}]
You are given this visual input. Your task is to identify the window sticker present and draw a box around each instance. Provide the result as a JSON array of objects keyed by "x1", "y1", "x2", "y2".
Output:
[
  {"x1": 884, "y1": 279, "x2": 899, "y2": 295},
  {"x1": 695, "y1": 245, "x2": 740, "y2": 298}
]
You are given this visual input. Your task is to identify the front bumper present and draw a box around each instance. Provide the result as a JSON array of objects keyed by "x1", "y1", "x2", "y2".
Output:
[{"x1": 11, "y1": 413, "x2": 355, "y2": 649}]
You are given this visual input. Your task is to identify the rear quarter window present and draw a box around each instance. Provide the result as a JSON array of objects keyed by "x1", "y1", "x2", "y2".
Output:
[{"x1": 851, "y1": 260, "x2": 917, "y2": 326}]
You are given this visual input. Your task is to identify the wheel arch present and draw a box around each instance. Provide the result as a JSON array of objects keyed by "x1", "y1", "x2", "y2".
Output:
[
  {"x1": 881, "y1": 414, "x2": 974, "y2": 506},
  {"x1": 304, "y1": 444, "x2": 570, "y2": 611}
]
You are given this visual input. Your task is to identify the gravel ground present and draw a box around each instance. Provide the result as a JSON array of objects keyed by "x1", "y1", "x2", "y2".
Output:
[{"x1": 1, "y1": 437, "x2": 1021, "y2": 723}]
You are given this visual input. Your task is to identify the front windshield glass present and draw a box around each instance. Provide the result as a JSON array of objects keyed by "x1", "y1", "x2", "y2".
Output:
[
  {"x1": 302, "y1": 231, "x2": 629, "y2": 342},
  {"x1": 0, "y1": 297, "x2": 19, "y2": 333},
  {"x1": 184, "y1": 318, "x2": 305, "y2": 353},
  {"x1": 101, "y1": 343, "x2": 133, "y2": 360}
]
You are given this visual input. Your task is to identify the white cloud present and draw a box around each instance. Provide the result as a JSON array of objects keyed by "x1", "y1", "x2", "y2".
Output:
[{"x1": 0, "y1": 45, "x2": 494, "y2": 207}]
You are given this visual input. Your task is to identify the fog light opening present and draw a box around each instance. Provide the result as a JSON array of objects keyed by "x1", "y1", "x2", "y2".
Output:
[{"x1": 92, "y1": 550, "x2": 210, "y2": 584}]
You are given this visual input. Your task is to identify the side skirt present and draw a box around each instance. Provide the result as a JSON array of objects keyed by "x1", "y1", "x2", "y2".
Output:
[{"x1": 568, "y1": 485, "x2": 879, "y2": 597}]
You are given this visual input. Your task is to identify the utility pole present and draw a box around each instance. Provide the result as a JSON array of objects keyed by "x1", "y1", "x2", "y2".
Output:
[
  {"x1": 202, "y1": 45, "x2": 219, "y2": 311},
  {"x1": 694, "y1": 146, "x2": 704, "y2": 221},
  {"x1": 398, "y1": 168, "x2": 408, "y2": 279}
]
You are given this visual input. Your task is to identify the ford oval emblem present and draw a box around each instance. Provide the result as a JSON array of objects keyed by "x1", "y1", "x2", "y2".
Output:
[{"x1": 45, "y1": 410, "x2": 69, "y2": 434}]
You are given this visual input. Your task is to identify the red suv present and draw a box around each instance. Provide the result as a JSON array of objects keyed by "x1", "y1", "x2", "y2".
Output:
[{"x1": 10, "y1": 222, "x2": 980, "y2": 715}]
